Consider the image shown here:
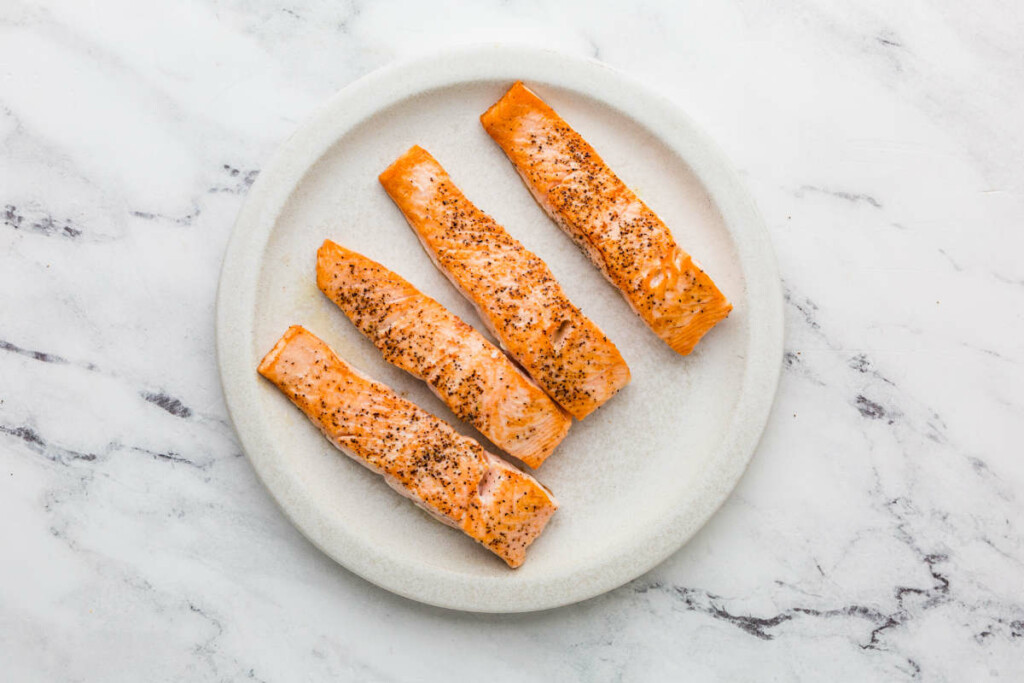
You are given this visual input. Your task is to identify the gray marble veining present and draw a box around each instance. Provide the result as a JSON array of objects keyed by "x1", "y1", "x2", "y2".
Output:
[{"x1": 1, "y1": 0, "x2": 1022, "y2": 680}]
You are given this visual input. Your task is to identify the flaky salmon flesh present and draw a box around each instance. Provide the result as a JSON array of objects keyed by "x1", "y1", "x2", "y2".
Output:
[
  {"x1": 316, "y1": 240, "x2": 571, "y2": 468},
  {"x1": 379, "y1": 145, "x2": 630, "y2": 421},
  {"x1": 258, "y1": 326, "x2": 558, "y2": 568},
  {"x1": 481, "y1": 82, "x2": 732, "y2": 356}
]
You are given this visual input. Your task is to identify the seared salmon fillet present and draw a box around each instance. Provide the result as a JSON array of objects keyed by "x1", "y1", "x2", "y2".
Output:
[
  {"x1": 379, "y1": 146, "x2": 630, "y2": 420},
  {"x1": 481, "y1": 81, "x2": 732, "y2": 355},
  {"x1": 316, "y1": 239, "x2": 571, "y2": 468},
  {"x1": 258, "y1": 325, "x2": 558, "y2": 568}
]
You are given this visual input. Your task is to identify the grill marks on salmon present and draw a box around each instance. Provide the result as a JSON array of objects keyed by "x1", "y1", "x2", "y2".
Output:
[
  {"x1": 316, "y1": 239, "x2": 571, "y2": 468},
  {"x1": 481, "y1": 81, "x2": 732, "y2": 356},
  {"x1": 379, "y1": 145, "x2": 630, "y2": 420},
  {"x1": 257, "y1": 325, "x2": 558, "y2": 567}
]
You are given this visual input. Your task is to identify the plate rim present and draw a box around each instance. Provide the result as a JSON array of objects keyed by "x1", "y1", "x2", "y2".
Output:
[{"x1": 216, "y1": 44, "x2": 783, "y2": 613}]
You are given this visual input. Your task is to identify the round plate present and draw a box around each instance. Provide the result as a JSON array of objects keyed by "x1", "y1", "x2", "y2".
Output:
[{"x1": 216, "y1": 46, "x2": 782, "y2": 613}]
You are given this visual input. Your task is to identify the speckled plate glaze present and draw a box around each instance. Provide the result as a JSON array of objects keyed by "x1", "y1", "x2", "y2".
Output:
[{"x1": 216, "y1": 46, "x2": 783, "y2": 613}]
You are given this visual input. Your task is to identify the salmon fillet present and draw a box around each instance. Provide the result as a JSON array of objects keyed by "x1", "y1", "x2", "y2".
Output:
[
  {"x1": 379, "y1": 145, "x2": 630, "y2": 420},
  {"x1": 481, "y1": 81, "x2": 732, "y2": 356},
  {"x1": 316, "y1": 239, "x2": 571, "y2": 468},
  {"x1": 258, "y1": 325, "x2": 558, "y2": 568}
]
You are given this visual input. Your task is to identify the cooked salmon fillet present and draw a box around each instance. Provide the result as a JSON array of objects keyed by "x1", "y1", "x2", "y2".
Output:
[
  {"x1": 316, "y1": 239, "x2": 571, "y2": 468},
  {"x1": 258, "y1": 325, "x2": 558, "y2": 568},
  {"x1": 481, "y1": 81, "x2": 732, "y2": 356},
  {"x1": 379, "y1": 146, "x2": 630, "y2": 420}
]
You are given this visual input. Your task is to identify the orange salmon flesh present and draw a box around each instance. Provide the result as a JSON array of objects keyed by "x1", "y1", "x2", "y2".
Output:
[
  {"x1": 379, "y1": 145, "x2": 630, "y2": 420},
  {"x1": 258, "y1": 325, "x2": 558, "y2": 567},
  {"x1": 316, "y1": 239, "x2": 571, "y2": 468},
  {"x1": 481, "y1": 81, "x2": 732, "y2": 355}
]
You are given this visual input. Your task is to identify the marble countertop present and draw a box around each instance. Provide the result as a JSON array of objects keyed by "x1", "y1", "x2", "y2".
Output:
[{"x1": 2, "y1": 1, "x2": 1022, "y2": 680}]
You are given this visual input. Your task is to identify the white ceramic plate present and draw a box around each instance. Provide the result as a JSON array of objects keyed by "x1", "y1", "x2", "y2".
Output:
[{"x1": 217, "y1": 46, "x2": 782, "y2": 613}]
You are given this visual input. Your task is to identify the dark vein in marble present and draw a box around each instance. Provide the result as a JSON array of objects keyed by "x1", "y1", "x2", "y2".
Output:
[
  {"x1": 0, "y1": 339, "x2": 234, "y2": 444},
  {"x1": 975, "y1": 346, "x2": 1009, "y2": 361},
  {"x1": 141, "y1": 391, "x2": 193, "y2": 419},
  {"x1": 629, "y1": 391, "x2": 1023, "y2": 664},
  {"x1": 208, "y1": 164, "x2": 259, "y2": 194},
  {"x1": 3, "y1": 204, "x2": 83, "y2": 239},
  {"x1": 246, "y1": 668, "x2": 270, "y2": 683},
  {"x1": 634, "y1": 581, "x2": 889, "y2": 642},
  {"x1": 336, "y1": 0, "x2": 362, "y2": 33},
  {"x1": 854, "y1": 394, "x2": 897, "y2": 424},
  {"x1": 968, "y1": 456, "x2": 993, "y2": 476},
  {"x1": 131, "y1": 204, "x2": 201, "y2": 226},
  {"x1": 0, "y1": 338, "x2": 71, "y2": 365},
  {"x1": 632, "y1": 552, "x2": 976, "y2": 680},
  {"x1": 1, "y1": 424, "x2": 44, "y2": 447},
  {"x1": 783, "y1": 348, "x2": 827, "y2": 387},
  {"x1": 797, "y1": 185, "x2": 883, "y2": 208},
  {"x1": 918, "y1": 407, "x2": 950, "y2": 444},
  {"x1": 187, "y1": 600, "x2": 225, "y2": 667},
  {"x1": 783, "y1": 285, "x2": 943, "y2": 440},
  {"x1": 975, "y1": 617, "x2": 1024, "y2": 644},
  {"x1": 781, "y1": 285, "x2": 848, "y2": 388},
  {"x1": 129, "y1": 445, "x2": 205, "y2": 469},
  {"x1": 993, "y1": 272, "x2": 1024, "y2": 287},
  {"x1": 848, "y1": 353, "x2": 896, "y2": 386},
  {"x1": 783, "y1": 289, "x2": 821, "y2": 330},
  {"x1": 0, "y1": 338, "x2": 103, "y2": 374},
  {"x1": 850, "y1": 353, "x2": 945, "y2": 440},
  {"x1": 0, "y1": 423, "x2": 98, "y2": 463},
  {"x1": 667, "y1": 584, "x2": 794, "y2": 639},
  {"x1": 854, "y1": 394, "x2": 885, "y2": 419},
  {"x1": 862, "y1": 553, "x2": 951, "y2": 653},
  {"x1": 937, "y1": 248, "x2": 963, "y2": 272},
  {"x1": 871, "y1": 482, "x2": 1023, "y2": 660}
]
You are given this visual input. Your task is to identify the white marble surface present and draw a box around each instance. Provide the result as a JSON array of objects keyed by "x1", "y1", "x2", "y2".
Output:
[{"x1": 1, "y1": 0, "x2": 1022, "y2": 680}]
